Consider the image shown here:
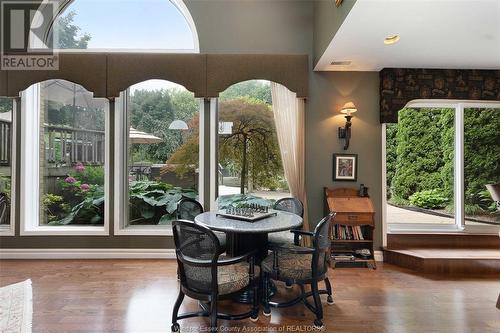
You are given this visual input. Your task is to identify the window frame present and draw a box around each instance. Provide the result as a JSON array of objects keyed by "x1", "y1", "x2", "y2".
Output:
[
  {"x1": 383, "y1": 99, "x2": 500, "y2": 235},
  {"x1": 19, "y1": 83, "x2": 110, "y2": 236},
  {"x1": 0, "y1": 98, "x2": 17, "y2": 236}
]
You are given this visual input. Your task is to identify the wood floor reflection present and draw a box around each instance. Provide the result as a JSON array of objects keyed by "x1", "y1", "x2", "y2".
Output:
[{"x1": 0, "y1": 260, "x2": 499, "y2": 332}]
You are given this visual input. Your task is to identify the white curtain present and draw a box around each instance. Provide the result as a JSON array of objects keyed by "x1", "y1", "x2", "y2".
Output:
[{"x1": 271, "y1": 83, "x2": 310, "y2": 245}]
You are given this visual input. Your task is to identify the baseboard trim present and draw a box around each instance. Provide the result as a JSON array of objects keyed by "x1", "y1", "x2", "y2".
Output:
[
  {"x1": 0, "y1": 248, "x2": 177, "y2": 259},
  {"x1": 0, "y1": 248, "x2": 385, "y2": 261}
]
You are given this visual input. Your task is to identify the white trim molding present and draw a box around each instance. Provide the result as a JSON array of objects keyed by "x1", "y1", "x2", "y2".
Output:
[
  {"x1": 0, "y1": 248, "x2": 176, "y2": 259},
  {"x1": 0, "y1": 248, "x2": 383, "y2": 261},
  {"x1": 374, "y1": 250, "x2": 384, "y2": 262}
]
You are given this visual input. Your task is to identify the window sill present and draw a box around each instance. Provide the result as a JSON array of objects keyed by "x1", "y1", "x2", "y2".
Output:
[
  {"x1": 388, "y1": 224, "x2": 499, "y2": 235},
  {"x1": 0, "y1": 225, "x2": 15, "y2": 236},
  {"x1": 20, "y1": 225, "x2": 108, "y2": 236},
  {"x1": 114, "y1": 225, "x2": 173, "y2": 236},
  {"x1": 388, "y1": 223, "x2": 462, "y2": 233}
]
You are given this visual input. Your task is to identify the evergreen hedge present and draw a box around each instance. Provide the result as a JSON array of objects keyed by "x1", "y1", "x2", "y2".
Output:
[{"x1": 387, "y1": 107, "x2": 500, "y2": 213}]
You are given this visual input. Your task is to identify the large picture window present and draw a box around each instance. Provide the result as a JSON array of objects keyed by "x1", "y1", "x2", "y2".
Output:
[
  {"x1": 386, "y1": 108, "x2": 455, "y2": 226},
  {"x1": 215, "y1": 80, "x2": 289, "y2": 207},
  {"x1": 115, "y1": 80, "x2": 201, "y2": 233},
  {"x1": 0, "y1": 97, "x2": 14, "y2": 234},
  {"x1": 463, "y1": 107, "x2": 500, "y2": 227},
  {"x1": 384, "y1": 102, "x2": 500, "y2": 232},
  {"x1": 20, "y1": 81, "x2": 109, "y2": 234}
]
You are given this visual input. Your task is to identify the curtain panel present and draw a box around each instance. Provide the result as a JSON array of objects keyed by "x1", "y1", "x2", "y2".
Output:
[
  {"x1": 380, "y1": 68, "x2": 500, "y2": 123},
  {"x1": 271, "y1": 83, "x2": 310, "y2": 246}
]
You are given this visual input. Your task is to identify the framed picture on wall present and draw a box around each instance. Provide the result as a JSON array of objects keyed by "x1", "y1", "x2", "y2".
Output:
[{"x1": 333, "y1": 153, "x2": 358, "y2": 181}]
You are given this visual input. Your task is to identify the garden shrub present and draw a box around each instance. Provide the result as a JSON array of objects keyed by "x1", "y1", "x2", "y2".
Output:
[
  {"x1": 388, "y1": 107, "x2": 499, "y2": 216},
  {"x1": 128, "y1": 180, "x2": 197, "y2": 225},
  {"x1": 409, "y1": 189, "x2": 449, "y2": 209},
  {"x1": 463, "y1": 108, "x2": 500, "y2": 209},
  {"x1": 391, "y1": 108, "x2": 448, "y2": 200}
]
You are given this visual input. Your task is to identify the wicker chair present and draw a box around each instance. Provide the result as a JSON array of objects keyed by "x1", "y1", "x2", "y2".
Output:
[
  {"x1": 177, "y1": 197, "x2": 227, "y2": 249},
  {"x1": 171, "y1": 220, "x2": 259, "y2": 332},
  {"x1": 267, "y1": 197, "x2": 304, "y2": 247},
  {"x1": 261, "y1": 212, "x2": 335, "y2": 329}
]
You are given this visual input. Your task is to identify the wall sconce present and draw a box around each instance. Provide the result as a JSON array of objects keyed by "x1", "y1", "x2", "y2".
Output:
[{"x1": 338, "y1": 102, "x2": 357, "y2": 150}]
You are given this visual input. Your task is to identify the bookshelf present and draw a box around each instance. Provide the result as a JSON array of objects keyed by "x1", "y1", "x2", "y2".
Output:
[{"x1": 324, "y1": 187, "x2": 376, "y2": 269}]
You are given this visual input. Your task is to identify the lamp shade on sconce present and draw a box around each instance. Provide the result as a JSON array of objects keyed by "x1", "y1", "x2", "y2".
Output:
[{"x1": 340, "y1": 102, "x2": 357, "y2": 115}]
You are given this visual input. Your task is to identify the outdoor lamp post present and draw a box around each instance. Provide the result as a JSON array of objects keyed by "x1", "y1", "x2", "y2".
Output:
[{"x1": 168, "y1": 120, "x2": 189, "y2": 145}]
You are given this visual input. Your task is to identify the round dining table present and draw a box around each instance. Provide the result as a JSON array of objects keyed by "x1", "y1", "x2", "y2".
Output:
[{"x1": 194, "y1": 210, "x2": 303, "y2": 262}]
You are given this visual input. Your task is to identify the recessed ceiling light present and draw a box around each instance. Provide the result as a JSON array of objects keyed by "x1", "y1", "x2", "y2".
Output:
[
  {"x1": 384, "y1": 35, "x2": 400, "y2": 45},
  {"x1": 331, "y1": 60, "x2": 352, "y2": 66}
]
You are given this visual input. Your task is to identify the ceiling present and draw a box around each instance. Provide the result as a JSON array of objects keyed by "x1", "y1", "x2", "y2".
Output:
[{"x1": 315, "y1": 0, "x2": 500, "y2": 71}]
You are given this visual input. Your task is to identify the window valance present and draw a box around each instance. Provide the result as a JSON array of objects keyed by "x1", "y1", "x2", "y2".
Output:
[
  {"x1": 206, "y1": 54, "x2": 308, "y2": 98},
  {"x1": 380, "y1": 68, "x2": 500, "y2": 123},
  {"x1": 0, "y1": 53, "x2": 309, "y2": 99}
]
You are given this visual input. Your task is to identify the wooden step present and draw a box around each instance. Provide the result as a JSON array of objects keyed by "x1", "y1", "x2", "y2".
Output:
[
  {"x1": 383, "y1": 248, "x2": 500, "y2": 276},
  {"x1": 387, "y1": 233, "x2": 500, "y2": 249}
]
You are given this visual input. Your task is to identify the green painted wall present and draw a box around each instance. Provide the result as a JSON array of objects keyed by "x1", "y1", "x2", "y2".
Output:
[{"x1": 313, "y1": 0, "x2": 357, "y2": 66}]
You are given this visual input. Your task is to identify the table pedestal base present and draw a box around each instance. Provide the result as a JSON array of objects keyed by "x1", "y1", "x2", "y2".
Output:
[
  {"x1": 226, "y1": 232, "x2": 275, "y2": 303},
  {"x1": 227, "y1": 232, "x2": 268, "y2": 262}
]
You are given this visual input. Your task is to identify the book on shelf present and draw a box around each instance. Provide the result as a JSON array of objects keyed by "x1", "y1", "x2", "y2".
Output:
[
  {"x1": 332, "y1": 224, "x2": 364, "y2": 240},
  {"x1": 331, "y1": 253, "x2": 355, "y2": 261}
]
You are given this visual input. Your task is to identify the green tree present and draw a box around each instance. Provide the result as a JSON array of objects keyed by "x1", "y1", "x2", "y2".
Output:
[
  {"x1": 52, "y1": 11, "x2": 91, "y2": 49},
  {"x1": 220, "y1": 81, "x2": 272, "y2": 105},
  {"x1": 219, "y1": 99, "x2": 281, "y2": 193},
  {"x1": 54, "y1": 11, "x2": 92, "y2": 49},
  {"x1": 169, "y1": 98, "x2": 283, "y2": 194},
  {"x1": 0, "y1": 98, "x2": 12, "y2": 114},
  {"x1": 128, "y1": 88, "x2": 198, "y2": 163}
]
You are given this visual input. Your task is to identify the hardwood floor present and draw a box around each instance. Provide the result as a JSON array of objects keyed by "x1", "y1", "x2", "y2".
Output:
[{"x1": 1, "y1": 260, "x2": 499, "y2": 333}]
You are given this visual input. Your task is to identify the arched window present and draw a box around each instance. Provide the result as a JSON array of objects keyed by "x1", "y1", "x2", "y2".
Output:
[
  {"x1": 216, "y1": 80, "x2": 289, "y2": 206},
  {"x1": 0, "y1": 98, "x2": 14, "y2": 234},
  {"x1": 49, "y1": 0, "x2": 198, "y2": 52},
  {"x1": 115, "y1": 80, "x2": 200, "y2": 231},
  {"x1": 20, "y1": 80, "x2": 109, "y2": 234}
]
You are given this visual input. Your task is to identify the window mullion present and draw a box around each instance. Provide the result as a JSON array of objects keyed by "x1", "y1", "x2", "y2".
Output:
[{"x1": 454, "y1": 104, "x2": 465, "y2": 229}]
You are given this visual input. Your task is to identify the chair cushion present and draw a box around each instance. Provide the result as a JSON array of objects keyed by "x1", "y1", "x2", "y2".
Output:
[
  {"x1": 268, "y1": 230, "x2": 294, "y2": 246},
  {"x1": 218, "y1": 261, "x2": 258, "y2": 295},
  {"x1": 187, "y1": 260, "x2": 258, "y2": 295},
  {"x1": 261, "y1": 251, "x2": 313, "y2": 280}
]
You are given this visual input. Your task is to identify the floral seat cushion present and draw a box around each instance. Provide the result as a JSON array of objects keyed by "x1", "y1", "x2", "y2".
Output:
[
  {"x1": 261, "y1": 251, "x2": 313, "y2": 280},
  {"x1": 186, "y1": 260, "x2": 257, "y2": 295}
]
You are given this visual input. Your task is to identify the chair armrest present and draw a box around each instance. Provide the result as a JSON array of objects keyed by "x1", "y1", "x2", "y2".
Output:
[{"x1": 217, "y1": 249, "x2": 258, "y2": 266}]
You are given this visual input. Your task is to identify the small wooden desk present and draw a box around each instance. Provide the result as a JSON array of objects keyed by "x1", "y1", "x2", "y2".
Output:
[{"x1": 324, "y1": 187, "x2": 376, "y2": 269}]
